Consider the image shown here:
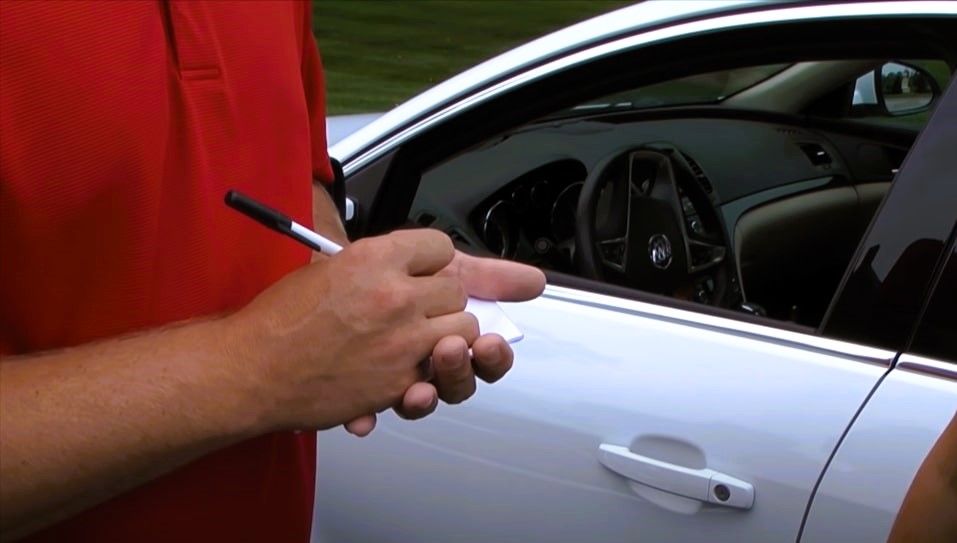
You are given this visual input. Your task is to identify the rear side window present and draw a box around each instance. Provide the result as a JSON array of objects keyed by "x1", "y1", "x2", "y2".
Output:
[{"x1": 909, "y1": 243, "x2": 957, "y2": 362}]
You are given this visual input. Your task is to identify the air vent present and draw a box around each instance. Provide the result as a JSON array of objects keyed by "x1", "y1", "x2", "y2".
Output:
[
  {"x1": 798, "y1": 143, "x2": 832, "y2": 166},
  {"x1": 682, "y1": 154, "x2": 713, "y2": 194},
  {"x1": 776, "y1": 127, "x2": 806, "y2": 137}
]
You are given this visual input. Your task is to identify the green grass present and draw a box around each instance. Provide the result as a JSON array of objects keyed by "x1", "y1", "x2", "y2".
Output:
[{"x1": 313, "y1": 0, "x2": 631, "y2": 114}]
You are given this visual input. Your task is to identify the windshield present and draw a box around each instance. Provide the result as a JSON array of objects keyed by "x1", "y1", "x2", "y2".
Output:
[{"x1": 547, "y1": 63, "x2": 791, "y2": 119}]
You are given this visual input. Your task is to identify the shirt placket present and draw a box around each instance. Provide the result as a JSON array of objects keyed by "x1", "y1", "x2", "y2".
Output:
[{"x1": 160, "y1": 0, "x2": 223, "y2": 81}]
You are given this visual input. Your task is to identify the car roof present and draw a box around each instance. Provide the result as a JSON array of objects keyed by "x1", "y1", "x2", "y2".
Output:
[{"x1": 327, "y1": 113, "x2": 383, "y2": 146}]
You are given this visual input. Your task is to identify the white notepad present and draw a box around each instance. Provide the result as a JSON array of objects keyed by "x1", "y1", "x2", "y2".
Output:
[{"x1": 464, "y1": 298, "x2": 523, "y2": 343}]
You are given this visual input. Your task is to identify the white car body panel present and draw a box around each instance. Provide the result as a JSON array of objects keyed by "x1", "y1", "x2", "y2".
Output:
[
  {"x1": 801, "y1": 357, "x2": 957, "y2": 543},
  {"x1": 314, "y1": 286, "x2": 892, "y2": 543}
]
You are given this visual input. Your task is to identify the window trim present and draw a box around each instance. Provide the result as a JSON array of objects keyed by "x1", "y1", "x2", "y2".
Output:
[
  {"x1": 896, "y1": 353, "x2": 957, "y2": 380},
  {"x1": 541, "y1": 283, "x2": 895, "y2": 367}
]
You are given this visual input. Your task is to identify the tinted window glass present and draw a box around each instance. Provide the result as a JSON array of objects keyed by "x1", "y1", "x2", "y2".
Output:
[
  {"x1": 413, "y1": 58, "x2": 948, "y2": 335},
  {"x1": 910, "y1": 243, "x2": 957, "y2": 362},
  {"x1": 823, "y1": 76, "x2": 957, "y2": 351}
]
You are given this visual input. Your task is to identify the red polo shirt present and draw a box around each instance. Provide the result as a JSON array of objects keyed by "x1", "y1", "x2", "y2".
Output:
[{"x1": 1, "y1": 1, "x2": 332, "y2": 540}]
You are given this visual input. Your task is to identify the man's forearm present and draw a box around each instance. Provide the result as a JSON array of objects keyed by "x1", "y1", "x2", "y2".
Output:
[
  {"x1": 312, "y1": 182, "x2": 349, "y2": 245},
  {"x1": 888, "y1": 413, "x2": 957, "y2": 543},
  {"x1": 0, "y1": 318, "x2": 264, "y2": 540}
]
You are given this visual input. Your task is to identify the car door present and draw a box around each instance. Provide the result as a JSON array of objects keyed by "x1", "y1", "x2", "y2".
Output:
[
  {"x1": 800, "y1": 350, "x2": 957, "y2": 543},
  {"x1": 801, "y1": 77, "x2": 957, "y2": 543},
  {"x1": 315, "y1": 289, "x2": 890, "y2": 543},
  {"x1": 314, "y1": 5, "x2": 955, "y2": 543}
]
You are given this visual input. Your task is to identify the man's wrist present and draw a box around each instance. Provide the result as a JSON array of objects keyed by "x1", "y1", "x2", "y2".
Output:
[{"x1": 199, "y1": 316, "x2": 277, "y2": 439}]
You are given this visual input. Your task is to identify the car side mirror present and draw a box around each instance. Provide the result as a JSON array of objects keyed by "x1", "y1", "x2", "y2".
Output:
[
  {"x1": 853, "y1": 61, "x2": 940, "y2": 115},
  {"x1": 880, "y1": 62, "x2": 938, "y2": 114}
]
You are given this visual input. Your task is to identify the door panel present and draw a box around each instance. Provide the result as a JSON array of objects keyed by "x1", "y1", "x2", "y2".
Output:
[
  {"x1": 800, "y1": 356, "x2": 957, "y2": 543},
  {"x1": 314, "y1": 286, "x2": 890, "y2": 543}
]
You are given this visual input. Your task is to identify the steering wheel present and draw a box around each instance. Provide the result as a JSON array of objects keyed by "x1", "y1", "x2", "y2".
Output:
[{"x1": 575, "y1": 144, "x2": 735, "y2": 307}]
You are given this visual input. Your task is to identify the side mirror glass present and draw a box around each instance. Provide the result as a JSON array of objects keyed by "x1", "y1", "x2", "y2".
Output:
[{"x1": 879, "y1": 62, "x2": 937, "y2": 114}]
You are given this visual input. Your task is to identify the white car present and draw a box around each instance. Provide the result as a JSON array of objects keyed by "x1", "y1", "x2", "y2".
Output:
[{"x1": 315, "y1": 2, "x2": 957, "y2": 542}]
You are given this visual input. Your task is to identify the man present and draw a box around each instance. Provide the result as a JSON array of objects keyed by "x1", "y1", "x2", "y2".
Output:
[
  {"x1": 0, "y1": 1, "x2": 545, "y2": 541},
  {"x1": 887, "y1": 413, "x2": 957, "y2": 543}
]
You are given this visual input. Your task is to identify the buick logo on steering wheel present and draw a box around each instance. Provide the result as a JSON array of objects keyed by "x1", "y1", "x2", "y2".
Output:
[{"x1": 648, "y1": 234, "x2": 672, "y2": 269}]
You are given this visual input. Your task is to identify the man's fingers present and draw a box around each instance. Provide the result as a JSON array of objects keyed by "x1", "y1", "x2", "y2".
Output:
[
  {"x1": 450, "y1": 251, "x2": 546, "y2": 301},
  {"x1": 388, "y1": 229, "x2": 455, "y2": 276},
  {"x1": 351, "y1": 381, "x2": 439, "y2": 428},
  {"x1": 416, "y1": 276, "x2": 468, "y2": 317},
  {"x1": 426, "y1": 311, "x2": 480, "y2": 346},
  {"x1": 344, "y1": 414, "x2": 377, "y2": 437},
  {"x1": 431, "y1": 335, "x2": 476, "y2": 404},
  {"x1": 471, "y1": 334, "x2": 514, "y2": 383},
  {"x1": 395, "y1": 382, "x2": 439, "y2": 420},
  {"x1": 335, "y1": 241, "x2": 530, "y2": 432},
  {"x1": 355, "y1": 333, "x2": 512, "y2": 428}
]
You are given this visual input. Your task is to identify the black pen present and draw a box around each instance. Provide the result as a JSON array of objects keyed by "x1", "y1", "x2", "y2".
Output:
[{"x1": 224, "y1": 190, "x2": 344, "y2": 255}]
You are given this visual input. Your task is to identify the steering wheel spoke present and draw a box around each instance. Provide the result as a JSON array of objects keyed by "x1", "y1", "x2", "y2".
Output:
[
  {"x1": 687, "y1": 237, "x2": 726, "y2": 273},
  {"x1": 598, "y1": 236, "x2": 628, "y2": 272}
]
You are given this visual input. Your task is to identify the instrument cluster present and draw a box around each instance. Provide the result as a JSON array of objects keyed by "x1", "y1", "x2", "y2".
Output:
[{"x1": 471, "y1": 159, "x2": 587, "y2": 271}]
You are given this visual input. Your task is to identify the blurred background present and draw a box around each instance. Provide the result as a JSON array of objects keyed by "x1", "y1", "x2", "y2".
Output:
[{"x1": 313, "y1": 0, "x2": 631, "y2": 114}]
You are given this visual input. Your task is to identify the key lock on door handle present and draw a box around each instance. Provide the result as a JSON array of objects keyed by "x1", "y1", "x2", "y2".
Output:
[{"x1": 598, "y1": 444, "x2": 755, "y2": 509}]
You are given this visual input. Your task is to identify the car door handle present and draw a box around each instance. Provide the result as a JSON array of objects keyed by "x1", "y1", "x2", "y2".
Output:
[{"x1": 598, "y1": 443, "x2": 754, "y2": 509}]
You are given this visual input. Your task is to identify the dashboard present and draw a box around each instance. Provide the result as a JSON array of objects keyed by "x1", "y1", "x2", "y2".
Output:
[
  {"x1": 414, "y1": 116, "x2": 847, "y2": 240},
  {"x1": 465, "y1": 154, "x2": 718, "y2": 278},
  {"x1": 410, "y1": 113, "x2": 907, "y2": 316}
]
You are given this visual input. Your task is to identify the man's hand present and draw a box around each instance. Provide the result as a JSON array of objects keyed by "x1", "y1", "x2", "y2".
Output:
[
  {"x1": 342, "y1": 249, "x2": 546, "y2": 436},
  {"x1": 309, "y1": 184, "x2": 545, "y2": 436},
  {"x1": 228, "y1": 229, "x2": 482, "y2": 430}
]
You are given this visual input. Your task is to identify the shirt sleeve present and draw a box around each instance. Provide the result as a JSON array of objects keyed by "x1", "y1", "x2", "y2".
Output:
[{"x1": 301, "y1": 3, "x2": 334, "y2": 185}]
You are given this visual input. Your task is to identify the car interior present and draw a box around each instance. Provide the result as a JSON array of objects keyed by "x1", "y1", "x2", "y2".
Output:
[{"x1": 349, "y1": 19, "x2": 956, "y2": 333}]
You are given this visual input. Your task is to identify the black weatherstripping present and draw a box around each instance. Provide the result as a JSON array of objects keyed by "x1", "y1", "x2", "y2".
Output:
[{"x1": 328, "y1": 158, "x2": 347, "y2": 222}]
